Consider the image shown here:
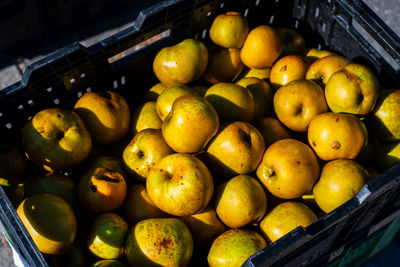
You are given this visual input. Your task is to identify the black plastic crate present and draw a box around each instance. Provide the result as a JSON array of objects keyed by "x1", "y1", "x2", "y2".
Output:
[{"x1": 0, "y1": 0, "x2": 400, "y2": 266}]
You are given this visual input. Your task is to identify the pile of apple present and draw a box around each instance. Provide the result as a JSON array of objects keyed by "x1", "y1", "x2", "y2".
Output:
[{"x1": 2, "y1": 10, "x2": 400, "y2": 267}]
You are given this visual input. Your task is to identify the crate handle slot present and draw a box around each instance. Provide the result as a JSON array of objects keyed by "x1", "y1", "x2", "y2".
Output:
[{"x1": 107, "y1": 29, "x2": 171, "y2": 65}]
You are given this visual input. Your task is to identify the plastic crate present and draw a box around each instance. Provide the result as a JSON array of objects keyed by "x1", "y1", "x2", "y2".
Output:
[
  {"x1": 0, "y1": 0, "x2": 400, "y2": 266},
  {"x1": 328, "y1": 215, "x2": 400, "y2": 267}
]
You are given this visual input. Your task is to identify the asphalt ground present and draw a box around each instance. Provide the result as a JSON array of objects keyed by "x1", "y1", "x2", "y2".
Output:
[{"x1": 0, "y1": 0, "x2": 399, "y2": 266}]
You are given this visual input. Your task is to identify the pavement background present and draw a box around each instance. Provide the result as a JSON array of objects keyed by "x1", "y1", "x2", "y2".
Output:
[{"x1": 0, "y1": 0, "x2": 399, "y2": 266}]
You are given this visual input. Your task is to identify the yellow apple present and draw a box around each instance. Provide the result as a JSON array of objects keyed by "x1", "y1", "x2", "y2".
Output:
[
  {"x1": 162, "y1": 95, "x2": 219, "y2": 153},
  {"x1": 273, "y1": 79, "x2": 328, "y2": 132},
  {"x1": 325, "y1": 63, "x2": 379, "y2": 115},
  {"x1": 256, "y1": 139, "x2": 320, "y2": 199},
  {"x1": 123, "y1": 129, "x2": 173, "y2": 179},
  {"x1": 206, "y1": 121, "x2": 265, "y2": 178},
  {"x1": 305, "y1": 55, "x2": 350, "y2": 85},
  {"x1": 130, "y1": 101, "x2": 162, "y2": 135},
  {"x1": 215, "y1": 175, "x2": 267, "y2": 228},
  {"x1": 146, "y1": 153, "x2": 214, "y2": 216},
  {"x1": 270, "y1": 55, "x2": 310, "y2": 89},
  {"x1": 313, "y1": 159, "x2": 368, "y2": 213},
  {"x1": 153, "y1": 38, "x2": 208, "y2": 86}
]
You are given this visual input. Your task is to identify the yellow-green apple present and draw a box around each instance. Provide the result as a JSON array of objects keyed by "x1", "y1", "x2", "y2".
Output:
[
  {"x1": 24, "y1": 173, "x2": 78, "y2": 210},
  {"x1": 78, "y1": 164, "x2": 127, "y2": 213},
  {"x1": 305, "y1": 55, "x2": 350, "y2": 85},
  {"x1": 143, "y1": 82, "x2": 167, "y2": 101},
  {"x1": 275, "y1": 27, "x2": 306, "y2": 55},
  {"x1": 22, "y1": 108, "x2": 92, "y2": 171},
  {"x1": 371, "y1": 89, "x2": 400, "y2": 142},
  {"x1": 256, "y1": 139, "x2": 319, "y2": 199},
  {"x1": 125, "y1": 218, "x2": 193, "y2": 266},
  {"x1": 270, "y1": 55, "x2": 310, "y2": 89},
  {"x1": 17, "y1": 194, "x2": 77, "y2": 255},
  {"x1": 130, "y1": 101, "x2": 162, "y2": 135},
  {"x1": 255, "y1": 117, "x2": 292, "y2": 147},
  {"x1": 207, "y1": 229, "x2": 267, "y2": 267},
  {"x1": 374, "y1": 140, "x2": 400, "y2": 171},
  {"x1": 205, "y1": 82, "x2": 255, "y2": 122},
  {"x1": 206, "y1": 121, "x2": 265, "y2": 178},
  {"x1": 302, "y1": 48, "x2": 338, "y2": 62},
  {"x1": 215, "y1": 175, "x2": 267, "y2": 228},
  {"x1": 153, "y1": 38, "x2": 208, "y2": 87},
  {"x1": 123, "y1": 129, "x2": 173, "y2": 179},
  {"x1": 209, "y1": 11, "x2": 249, "y2": 48},
  {"x1": 155, "y1": 85, "x2": 195, "y2": 121},
  {"x1": 162, "y1": 95, "x2": 219, "y2": 153},
  {"x1": 122, "y1": 184, "x2": 168, "y2": 225},
  {"x1": 313, "y1": 159, "x2": 368, "y2": 213},
  {"x1": 236, "y1": 77, "x2": 274, "y2": 119},
  {"x1": 74, "y1": 91, "x2": 130, "y2": 144},
  {"x1": 308, "y1": 112, "x2": 368, "y2": 161},
  {"x1": 325, "y1": 64, "x2": 379, "y2": 115},
  {"x1": 241, "y1": 25, "x2": 282, "y2": 69},
  {"x1": 203, "y1": 47, "x2": 244, "y2": 84},
  {"x1": 273, "y1": 79, "x2": 328, "y2": 132},
  {"x1": 181, "y1": 205, "x2": 226, "y2": 248},
  {"x1": 146, "y1": 153, "x2": 214, "y2": 216},
  {"x1": 87, "y1": 213, "x2": 129, "y2": 259},
  {"x1": 259, "y1": 201, "x2": 317, "y2": 242}
]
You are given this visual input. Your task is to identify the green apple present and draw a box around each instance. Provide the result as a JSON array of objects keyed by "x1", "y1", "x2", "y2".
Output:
[{"x1": 371, "y1": 89, "x2": 400, "y2": 142}]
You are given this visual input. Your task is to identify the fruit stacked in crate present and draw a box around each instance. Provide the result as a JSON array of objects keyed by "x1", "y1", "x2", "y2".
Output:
[{"x1": 1, "y1": 10, "x2": 400, "y2": 267}]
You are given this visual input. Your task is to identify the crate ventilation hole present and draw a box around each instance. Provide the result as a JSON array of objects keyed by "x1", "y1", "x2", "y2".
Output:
[
  {"x1": 6, "y1": 123, "x2": 12, "y2": 129},
  {"x1": 70, "y1": 78, "x2": 76, "y2": 86},
  {"x1": 269, "y1": 15, "x2": 275, "y2": 24},
  {"x1": 121, "y1": 76, "x2": 126, "y2": 85},
  {"x1": 77, "y1": 91, "x2": 83, "y2": 98},
  {"x1": 47, "y1": 87, "x2": 52, "y2": 92},
  {"x1": 244, "y1": 8, "x2": 249, "y2": 18},
  {"x1": 54, "y1": 98, "x2": 60, "y2": 105},
  {"x1": 315, "y1": 7, "x2": 320, "y2": 18},
  {"x1": 255, "y1": 0, "x2": 260, "y2": 6},
  {"x1": 28, "y1": 99, "x2": 34, "y2": 106}
]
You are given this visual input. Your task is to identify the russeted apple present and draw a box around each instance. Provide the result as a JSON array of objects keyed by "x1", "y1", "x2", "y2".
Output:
[
  {"x1": 162, "y1": 94, "x2": 219, "y2": 153},
  {"x1": 325, "y1": 63, "x2": 379, "y2": 115},
  {"x1": 260, "y1": 201, "x2": 317, "y2": 242},
  {"x1": 206, "y1": 121, "x2": 265, "y2": 178},
  {"x1": 308, "y1": 112, "x2": 368, "y2": 161},
  {"x1": 146, "y1": 153, "x2": 214, "y2": 216},
  {"x1": 256, "y1": 138, "x2": 320, "y2": 199},
  {"x1": 371, "y1": 89, "x2": 400, "y2": 142},
  {"x1": 215, "y1": 175, "x2": 267, "y2": 228},
  {"x1": 273, "y1": 79, "x2": 328, "y2": 132},
  {"x1": 208, "y1": 229, "x2": 267, "y2": 267},
  {"x1": 313, "y1": 159, "x2": 368, "y2": 213},
  {"x1": 123, "y1": 129, "x2": 173, "y2": 180},
  {"x1": 125, "y1": 218, "x2": 193, "y2": 267}
]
